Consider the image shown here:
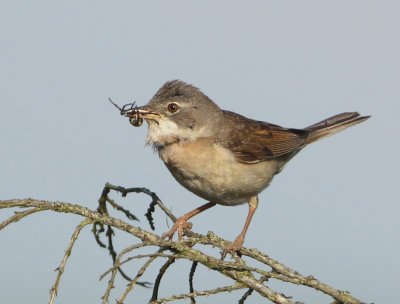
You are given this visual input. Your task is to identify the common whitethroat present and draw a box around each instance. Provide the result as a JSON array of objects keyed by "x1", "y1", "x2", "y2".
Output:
[{"x1": 112, "y1": 80, "x2": 370, "y2": 257}]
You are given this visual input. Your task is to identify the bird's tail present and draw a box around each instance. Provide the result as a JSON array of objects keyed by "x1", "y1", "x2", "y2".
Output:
[{"x1": 305, "y1": 112, "x2": 370, "y2": 145}]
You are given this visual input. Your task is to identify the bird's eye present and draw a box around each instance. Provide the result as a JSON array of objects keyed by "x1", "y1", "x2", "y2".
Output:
[{"x1": 167, "y1": 103, "x2": 179, "y2": 113}]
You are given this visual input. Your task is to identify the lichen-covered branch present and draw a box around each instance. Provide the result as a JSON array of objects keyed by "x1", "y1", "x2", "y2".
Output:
[
  {"x1": 49, "y1": 219, "x2": 93, "y2": 304},
  {"x1": 149, "y1": 283, "x2": 245, "y2": 304},
  {"x1": 0, "y1": 193, "x2": 366, "y2": 304}
]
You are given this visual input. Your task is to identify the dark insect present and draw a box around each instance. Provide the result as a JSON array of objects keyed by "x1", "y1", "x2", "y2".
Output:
[{"x1": 109, "y1": 98, "x2": 143, "y2": 127}]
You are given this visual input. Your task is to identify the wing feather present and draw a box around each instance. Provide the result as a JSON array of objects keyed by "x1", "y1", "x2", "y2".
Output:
[{"x1": 216, "y1": 111, "x2": 308, "y2": 163}]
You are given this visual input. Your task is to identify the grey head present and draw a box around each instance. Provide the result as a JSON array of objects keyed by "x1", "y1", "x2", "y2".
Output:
[{"x1": 136, "y1": 80, "x2": 223, "y2": 148}]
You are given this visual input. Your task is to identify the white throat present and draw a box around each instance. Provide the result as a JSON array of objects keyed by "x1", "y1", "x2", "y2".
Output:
[{"x1": 146, "y1": 117, "x2": 205, "y2": 148}]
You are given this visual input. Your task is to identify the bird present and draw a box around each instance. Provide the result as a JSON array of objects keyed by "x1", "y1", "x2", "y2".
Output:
[{"x1": 116, "y1": 80, "x2": 370, "y2": 257}]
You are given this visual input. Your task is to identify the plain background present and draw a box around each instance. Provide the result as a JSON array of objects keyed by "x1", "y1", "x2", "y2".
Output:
[{"x1": 1, "y1": 1, "x2": 399, "y2": 303}]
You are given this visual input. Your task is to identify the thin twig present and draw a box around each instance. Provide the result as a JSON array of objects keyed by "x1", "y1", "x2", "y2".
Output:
[
  {"x1": 0, "y1": 208, "x2": 41, "y2": 230},
  {"x1": 151, "y1": 257, "x2": 176, "y2": 302},
  {"x1": 100, "y1": 244, "x2": 150, "y2": 280},
  {"x1": 105, "y1": 182, "x2": 177, "y2": 223},
  {"x1": 96, "y1": 183, "x2": 144, "y2": 285},
  {"x1": 239, "y1": 272, "x2": 270, "y2": 304},
  {"x1": 101, "y1": 243, "x2": 154, "y2": 304},
  {"x1": 94, "y1": 182, "x2": 179, "y2": 291},
  {"x1": 117, "y1": 254, "x2": 159, "y2": 303},
  {"x1": 149, "y1": 283, "x2": 245, "y2": 304},
  {"x1": 104, "y1": 252, "x2": 175, "y2": 279},
  {"x1": 238, "y1": 288, "x2": 253, "y2": 304},
  {"x1": 106, "y1": 196, "x2": 138, "y2": 221},
  {"x1": 189, "y1": 261, "x2": 198, "y2": 304},
  {"x1": 49, "y1": 218, "x2": 93, "y2": 304}
]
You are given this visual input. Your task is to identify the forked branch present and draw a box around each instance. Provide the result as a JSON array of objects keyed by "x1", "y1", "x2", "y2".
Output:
[{"x1": 0, "y1": 185, "x2": 366, "y2": 304}]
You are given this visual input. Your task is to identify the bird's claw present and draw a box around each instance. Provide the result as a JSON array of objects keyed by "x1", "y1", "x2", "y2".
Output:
[
  {"x1": 221, "y1": 236, "x2": 244, "y2": 259},
  {"x1": 161, "y1": 217, "x2": 193, "y2": 241}
]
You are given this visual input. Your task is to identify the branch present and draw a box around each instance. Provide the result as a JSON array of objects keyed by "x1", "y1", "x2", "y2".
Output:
[
  {"x1": 117, "y1": 254, "x2": 159, "y2": 303},
  {"x1": 151, "y1": 256, "x2": 176, "y2": 302},
  {"x1": 49, "y1": 219, "x2": 93, "y2": 304},
  {"x1": 0, "y1": 207, "x2": 41, "y2": 230},
  {"x1": 101, "y1": 243, "x2": 152, "y2": 303},
  {"x1": 149, "y1": 283, "x2": 245, "y2": 304},
  {"x1": 0, "y1": 197, "x2": 366, "y2": 304}
]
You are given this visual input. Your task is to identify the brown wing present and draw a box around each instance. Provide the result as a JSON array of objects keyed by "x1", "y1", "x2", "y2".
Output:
[{"x1": 216, "y1": 111, "x2": 309, "y2": 163}]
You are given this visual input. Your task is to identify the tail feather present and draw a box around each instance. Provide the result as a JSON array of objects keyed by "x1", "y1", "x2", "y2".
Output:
[{"x1": 305, "y1": 112, "x2": 370, "y2": 145}]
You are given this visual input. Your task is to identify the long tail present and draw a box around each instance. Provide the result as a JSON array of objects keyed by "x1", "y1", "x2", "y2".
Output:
[{"x1": 305, "y1": 112, "x2": 370, "y2": 145}]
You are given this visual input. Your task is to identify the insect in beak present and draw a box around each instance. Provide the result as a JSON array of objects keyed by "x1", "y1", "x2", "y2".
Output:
[{"x1": 109, "y1": 98, "x2": 143, "y2": 127}]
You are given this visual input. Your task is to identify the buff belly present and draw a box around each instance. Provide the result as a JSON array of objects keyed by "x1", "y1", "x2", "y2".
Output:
[{"x1": 158, "y1": 139, "x2": 281, "y2": 206}]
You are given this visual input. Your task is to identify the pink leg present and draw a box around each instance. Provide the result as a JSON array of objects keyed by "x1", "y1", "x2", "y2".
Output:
[
  {"x1": 162, "y1": 202, "x2": 217, "y2": 241},
  {"x1": 222, "y1": 196, "x2": 259, "y2": 258}
]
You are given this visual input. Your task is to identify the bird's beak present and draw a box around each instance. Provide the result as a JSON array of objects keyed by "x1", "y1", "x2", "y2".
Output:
[
  {"x1": 121, "y1": 105, "x2": 162, "y2": 127},
  {"x1": 108, "y1": 98, "x2": 162, "y2": 127},
  {"x1": 122, "y1": 105, "x2": 160, "y2": 119}
]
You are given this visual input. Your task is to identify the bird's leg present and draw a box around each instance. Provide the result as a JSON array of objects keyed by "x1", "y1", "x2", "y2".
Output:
[
  {"x1": 222, "y1": 196, "x2": 259, "y2": 258},
  {"x1": 161, "y1": 202, "x2": 217, "y2": 241}
]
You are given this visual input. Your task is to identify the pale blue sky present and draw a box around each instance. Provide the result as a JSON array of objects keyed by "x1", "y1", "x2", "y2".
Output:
[{"x1": 1, "y1": 1, "x2": 399, "y2": 303}]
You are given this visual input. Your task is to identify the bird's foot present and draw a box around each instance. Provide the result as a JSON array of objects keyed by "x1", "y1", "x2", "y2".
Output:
[
  {"x1": 161, "y1": 216, "x2": 193, "y2": 241},
  {"x1": 221, "y1": 235, "x2": 244, "y2": 259}
]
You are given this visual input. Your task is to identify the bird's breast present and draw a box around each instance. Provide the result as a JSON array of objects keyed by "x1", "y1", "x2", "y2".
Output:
[{"x1": 158, "y1": 138, "x2": 280, "y2": 205}]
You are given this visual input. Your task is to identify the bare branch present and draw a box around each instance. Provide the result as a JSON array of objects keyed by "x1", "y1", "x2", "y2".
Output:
[
  {"x1": 0, "y1": 208, "x2": 41, "y2": 230},
  {"x1": 49, "y1": 218, "x2": 93, "y2": 304},
  {"x1": 101, "y1": 243, "x2": 151, "y2": 304},
  {"x1": 104, "y1": 182, "x2": 176, "y2": 223},
  {"x1": 0, "y1": 198, "x2": 366, "y2": 304},
  {"x1": 149, "y1": 283, "x2": 245, "y2": 304},
  {"x1": 238, "y1": 288, "x2": 254, "y2": 304},
  {"x1": 151, "y1": 257, "x2": 176, "y2": 302},
  {"x1": 100, "y1": 243, "x2": 150, "y2": 281},
  {"x1": 188, "y1": 261, "x2": 198, "y2": 304},
  {"x1": 117, "y1": 254, "x2": 159, "y2": 303}
]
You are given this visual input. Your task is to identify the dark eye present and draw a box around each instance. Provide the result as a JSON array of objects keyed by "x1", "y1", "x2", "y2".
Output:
[{"x1": 167, "y1": 103, "x2": 179, "y2": 113}]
